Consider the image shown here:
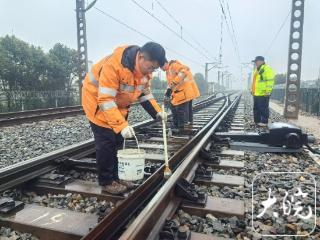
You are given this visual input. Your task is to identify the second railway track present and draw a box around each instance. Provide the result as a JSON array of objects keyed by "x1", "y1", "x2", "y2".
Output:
[
  {"x1": 0, "y1": 106, "x2": 84, "y2": 127},
  {"x1": 0, "y1": 93, "x2": 238, "y2": 240}
]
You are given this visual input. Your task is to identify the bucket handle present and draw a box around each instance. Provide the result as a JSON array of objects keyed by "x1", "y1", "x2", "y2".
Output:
[{"x1": 123, "y1": 132, "x2": 141, "y2": 153}]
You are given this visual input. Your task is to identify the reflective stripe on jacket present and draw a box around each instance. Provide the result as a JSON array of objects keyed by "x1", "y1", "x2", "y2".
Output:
[
  {"x1": 82, "y1": 45, "x2": 161, "y2": 133},
  {"x1": 251, "y1": 64, "x2": 275, "y2": 96},
  {"x1": 165, "y1": 60, "x2": 200, "y2": 106}
]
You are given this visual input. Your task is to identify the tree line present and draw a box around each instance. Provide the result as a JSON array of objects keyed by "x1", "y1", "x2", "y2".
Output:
[
  {"x1": 0, "y1": 35, "x2": 210, "y2": 112},
  {"x1": 0, "y1": 35, "x2": 78, "y2": 111}
]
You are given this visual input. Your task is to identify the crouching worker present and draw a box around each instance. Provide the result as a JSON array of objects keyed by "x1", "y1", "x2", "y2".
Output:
[
  {"x1": 162, "y1": 60, "x2": 200, "y2": 134},
  {"x1": 82, "y1": 42, "x2": 168, "y2": 194}
]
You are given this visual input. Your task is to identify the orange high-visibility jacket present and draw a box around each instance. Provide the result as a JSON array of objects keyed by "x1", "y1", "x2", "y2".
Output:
[
  {"x1": 165, "y1": 60, "x2": 200, "y2": 106},
  {"x1": 82, "y1": 45, "x2": 161, "y2": 133}
]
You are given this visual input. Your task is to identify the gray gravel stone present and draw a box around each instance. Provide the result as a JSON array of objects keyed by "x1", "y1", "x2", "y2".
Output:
[
  {"x1": 0, "y1": 97, "x2": 208, "y2": 169},
  {"x1": 164, "y1": 95, "x2": 320, "y2": 239},
  {"x1": 0, "y1": 227, "x2": 38, "y2": 240},
  {"x1": 1, "y1": 189, "x2": 115, "y2": 222}
]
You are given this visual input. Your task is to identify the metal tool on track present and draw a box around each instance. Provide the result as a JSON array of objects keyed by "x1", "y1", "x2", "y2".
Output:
[
  {"x1": 216, "y1": 122, "x2": 315, "y2": 153},
  {"x1": 162, "y1": 105, "x2": 172, "y2": 179}
]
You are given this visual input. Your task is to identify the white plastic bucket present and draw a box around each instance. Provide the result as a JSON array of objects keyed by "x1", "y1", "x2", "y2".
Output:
[{"x1": 117, "y1": 148, "x2": 146, "y2": 181}]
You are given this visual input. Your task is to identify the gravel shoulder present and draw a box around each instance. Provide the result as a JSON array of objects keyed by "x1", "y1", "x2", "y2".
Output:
[
  {"x1": 0, "y1": 105, "x2": 151, "y2": 169},
  {"x1": 270, "y1": 100, "x2": 320, "y2": 141},
  {"x1": 0, "y1": 96, "x2": 209, "y2": 169}
]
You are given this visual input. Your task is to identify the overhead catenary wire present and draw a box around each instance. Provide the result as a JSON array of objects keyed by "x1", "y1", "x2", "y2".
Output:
[
  {"x1": 93, "y1": 7, "x2": 204, "y2": 67},
  {"x1": 218, "y1": 0, "x2": 241, "y2": 63},
  {"x1": 218, "y1": 14, "x2": 223, "y2": 63},
  {"x1": 218, "y1": 0, "x2": 235, "y2": 53},
  {"x1": 154, "y1": 0, "x2": 181, "y2": 29},
  {"x1": 154, "y1": 0, "x2": 215, "y2": 60},
  {"x1": 225, "y1": 0, "x2": 241, "y2": 61},
  {"x1": 264, "y1": 10, "x2": 291, "y2": 56},
  {"x1": 130, "y1": 0, "x2": 212, "y2": 61}
]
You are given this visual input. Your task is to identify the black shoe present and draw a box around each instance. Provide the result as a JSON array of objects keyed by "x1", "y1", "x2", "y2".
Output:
[
  {"x1": 171, "y1": 128, "x2": 181, "y2": 134},
  {"x1": 172, "y1": 128, "x2": 184, "y2": 135}
]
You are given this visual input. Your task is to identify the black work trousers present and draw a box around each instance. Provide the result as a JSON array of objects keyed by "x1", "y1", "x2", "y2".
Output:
[
  {"x1": 170, "y1": 101, "x2": 189, "y2": 129},
  {"x1": 187, "y1": 100, "x2": 193, "y2": 123},
  {"x1": 89, "y1": 122, "x2": 124, "y2": 186},
  {"x1": 253, "y1": 96, "x2": 270, "y2": 124}
]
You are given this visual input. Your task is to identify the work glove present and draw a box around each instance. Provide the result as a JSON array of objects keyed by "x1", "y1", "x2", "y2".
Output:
[
  {"x1": 121, "y1": 125, "x2": 135, "y2": 139},
  {"x1": 156, "y1": 111, "x2": 168, "y2": 121}
]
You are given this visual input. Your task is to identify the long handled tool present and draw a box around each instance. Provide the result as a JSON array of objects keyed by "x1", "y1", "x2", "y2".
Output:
[{"x1": 162, "y1": 104, "x2": 172, "y2": 179}]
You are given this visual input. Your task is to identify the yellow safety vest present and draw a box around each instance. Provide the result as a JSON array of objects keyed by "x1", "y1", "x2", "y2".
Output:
[{"x1": 251, "y1": 64, "x2": 275, "y2": 96}]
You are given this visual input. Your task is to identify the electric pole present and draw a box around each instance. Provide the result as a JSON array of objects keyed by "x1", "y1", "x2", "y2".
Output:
[
  {"x1": 241, "y1": 62, "x2": 254, "y2": 92},
  {"x1": 205, "y1": 62, "x2": 219, "y2": 94},
  {"x1": 76, "y1": 0, "x2": 88, "y2": 103},
  {"x1": 226, "y1": 73, "x2": 232, "y2": 90},
  {"x1": 76, "y1": 0, "x2": 97, "y2": 103},
  {"x1": 221, "y1": 70, "x2": 229, "y2": 89},
  {"x1": 221, "y1": 71, "x2": 225, "y2": 88},
  {"x1": 216, "y1": 66, "x2": 228, "y2": 90},
  {"x1": 205, "y1": 63, "x2": 208, "y2": 94},
  {"x1": 317, "y1": 67, "x2": 320, "y2": 89},
  {"x1": 283, "y1": 0, "x2": 305, "y2": 119}
]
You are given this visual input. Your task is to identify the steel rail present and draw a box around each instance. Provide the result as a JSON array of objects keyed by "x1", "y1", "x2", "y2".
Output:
[
  {"x1": 119, "y1": 94, "x2": 241, "y2": 240},
  {"x1": 0, "y1": 94, "x2": 230, "y2": 240},
  {"x1": 0, "y1": 94, "x2": 218, "y2": 127},
  {"x1": 83, "y1": 95, "x2": 237, "y2": 240},
  {"x1": 80, "y1": 95, "x2": 229, "y2": 240},
  {"x1": 0, "y1": 106, "x2": 82, "y2": 119},
  {"x1": 0, "y1": 95, "x2": 223, "y2": 192},
  {"x1": 0, "y1": 106, "x2": 84, "y2": 127}
]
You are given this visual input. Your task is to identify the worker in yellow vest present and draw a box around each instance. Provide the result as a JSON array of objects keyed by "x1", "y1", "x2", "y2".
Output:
[
  {"x1": 251, "y1": 56, "x2": 275, "y2": 127},
  {"x1": 82, "y1": 42, "x2": 167, "y2": 194}
]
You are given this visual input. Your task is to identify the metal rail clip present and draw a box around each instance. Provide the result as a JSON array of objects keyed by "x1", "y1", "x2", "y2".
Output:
[
  {"x1": 199, "y1": 148, "x2": 220, "y2": 164},
  {"x1": 175, "y1": 179, "x2": 207, "y2": 207},
  {"x1": 195, "y1": 164, "x2": 213, "y2": 179},
  {"x1": 0, "y1": 198, "x2": 24, "y2": 214}
]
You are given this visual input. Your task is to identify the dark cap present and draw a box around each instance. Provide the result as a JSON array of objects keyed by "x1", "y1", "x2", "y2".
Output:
[
  {"x1": 252, "y1": 56, "x2": 265, "y2": 62},
  {"x1": 141, "y1": 42, "x2": 167, "y2": 67}
]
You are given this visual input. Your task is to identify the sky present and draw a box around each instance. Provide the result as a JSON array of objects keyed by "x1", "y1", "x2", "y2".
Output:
[{"x1": 1, "y1": 0, "x2": 320, "y2": 89}]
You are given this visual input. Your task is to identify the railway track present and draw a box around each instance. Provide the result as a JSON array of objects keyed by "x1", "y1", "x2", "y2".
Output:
[
  {"x1": 120, "y1": 93, "x2": 242, "y2": 240},
  {"x1": 119, "y1": 95, "x2": 320, "y2": 239},
  {"x1": 0, "y1": 106, "x2": 84, "y2": 127},
  {"x1": 0, "y1": 94, "x2": 203, "y2": 127},
  {"x1": 0, "y1": 93, "x2": 236, "y2": 240}
]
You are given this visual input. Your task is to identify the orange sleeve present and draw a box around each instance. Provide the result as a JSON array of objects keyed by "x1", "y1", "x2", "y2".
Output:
[
  {"x1": 149, "y1": 99, "x2": 161, "y2": 113},
  {"x1": 146, "y1": 78, "x2": 161, "y2": 113},
  {"x1": 170, "y1": 62, "x2": 189, "y2": 85},
  {"x1": 98, "y1": 61, "x2": 128, "y2": 133}
]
